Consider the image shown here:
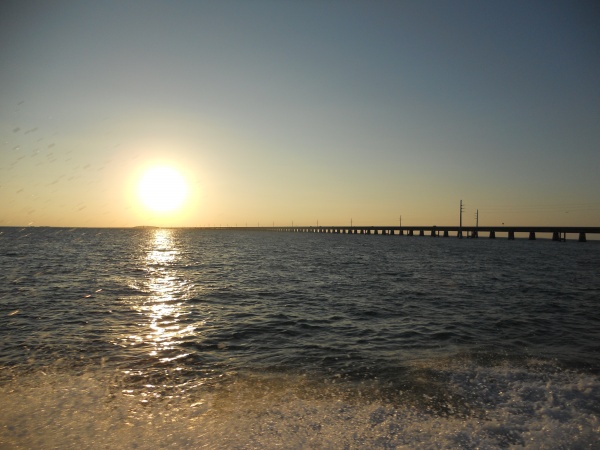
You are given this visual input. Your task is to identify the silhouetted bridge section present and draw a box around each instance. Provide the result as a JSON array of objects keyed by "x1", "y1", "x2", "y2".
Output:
[{"x1": 208, "y1": 226, "x2": 600, "y2": 242}]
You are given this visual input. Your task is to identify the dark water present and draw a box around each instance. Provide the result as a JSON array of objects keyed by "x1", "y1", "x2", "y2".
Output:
[{"x1": 1, "y1": 227, "x2": 599, "y2": 448}]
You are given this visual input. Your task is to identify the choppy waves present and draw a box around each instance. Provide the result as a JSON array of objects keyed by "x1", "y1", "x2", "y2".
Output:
[{"x1": 1, "y1": 227, "x2": 599, "y2": 447}]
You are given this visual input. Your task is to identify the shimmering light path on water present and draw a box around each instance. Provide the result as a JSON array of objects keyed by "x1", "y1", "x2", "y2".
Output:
[{"x1": 1, "y1": 228, "x2": 599, "y2": 448}]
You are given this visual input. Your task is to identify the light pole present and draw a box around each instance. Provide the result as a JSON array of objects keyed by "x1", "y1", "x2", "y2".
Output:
[{"x1": 459, "y1": 200, "x2": 463, "y2": 239}]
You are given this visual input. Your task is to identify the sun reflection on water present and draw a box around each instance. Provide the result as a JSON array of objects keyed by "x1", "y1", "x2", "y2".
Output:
[{"x1": 133, "y1": 229, "x2": 195, "y2": 363}]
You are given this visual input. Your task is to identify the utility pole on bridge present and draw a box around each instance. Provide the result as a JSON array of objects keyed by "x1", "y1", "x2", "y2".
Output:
[{"x1": 459, "y1": 200, "x2": 464, "y2": 239}]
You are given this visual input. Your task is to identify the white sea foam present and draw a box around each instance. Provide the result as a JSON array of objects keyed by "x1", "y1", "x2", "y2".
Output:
[{"x1": 1, "y1": 359, "x2": 598, "y2": 449}]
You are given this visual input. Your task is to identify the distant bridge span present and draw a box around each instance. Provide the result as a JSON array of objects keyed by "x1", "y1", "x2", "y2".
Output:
[{"x1": 205, "y1": 226, "x2": 600, "y2": 241}]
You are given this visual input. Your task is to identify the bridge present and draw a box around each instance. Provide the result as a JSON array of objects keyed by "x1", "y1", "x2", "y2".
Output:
[{"x1": 205, "y1": 226, "x2": 600, "y2": 241}]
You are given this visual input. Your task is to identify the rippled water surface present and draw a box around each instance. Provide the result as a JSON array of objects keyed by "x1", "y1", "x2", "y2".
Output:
[{"x1": 1, "y1": 227, "x2": 599, "y2": 448}]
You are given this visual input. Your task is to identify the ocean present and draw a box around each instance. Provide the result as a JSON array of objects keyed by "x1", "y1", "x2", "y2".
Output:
[{"x1": 0, "y1": 227, "x2": 598, "y2": 449}]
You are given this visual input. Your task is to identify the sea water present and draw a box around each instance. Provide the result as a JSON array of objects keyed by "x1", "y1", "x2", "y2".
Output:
[{"x1": 0, "y1": 227, "x2": 598, "y2": 448}]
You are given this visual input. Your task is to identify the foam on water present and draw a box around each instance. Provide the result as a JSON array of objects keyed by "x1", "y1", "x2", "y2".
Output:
[{"x1": 1, "y1": 356, "x2": 598, "y2": 449}]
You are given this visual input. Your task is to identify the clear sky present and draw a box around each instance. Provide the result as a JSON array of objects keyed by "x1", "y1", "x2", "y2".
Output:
[{"x1": 1, "y1": 0, "x2": 599, "y2": 228}]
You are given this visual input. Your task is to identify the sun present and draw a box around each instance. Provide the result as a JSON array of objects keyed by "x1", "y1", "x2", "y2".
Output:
[{"x1": 138, "y1": 166, "x2": 188, "y2": 213}]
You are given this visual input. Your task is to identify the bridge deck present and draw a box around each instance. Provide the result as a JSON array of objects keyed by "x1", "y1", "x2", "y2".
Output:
[{"x1": 203, "y1": 226, "x2": 599, "y2": 241}]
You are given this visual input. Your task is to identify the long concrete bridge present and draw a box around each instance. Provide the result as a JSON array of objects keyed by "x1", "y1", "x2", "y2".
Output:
[{"x1": 206, "y1": 226, "x2": 600, "y2": 241}]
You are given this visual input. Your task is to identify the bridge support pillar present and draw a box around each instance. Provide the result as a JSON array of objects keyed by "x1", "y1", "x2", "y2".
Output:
[
  {"x1": 508, "y1": 231, "x2": 515, "y2": 240},
  {"x1": 443, "y1": 230, "x2": 449, "y2": 237},
  {"x1": 489, "y1": 231, "x2": 495, "y2": 239},
  {"x1": 419, "y1": 230, "x2": 425, "y2": 236},
  {"x1": 472, "y1": 231, "x2": 478, "y2": 238},
  {"x1": 408, "y1": 230, "x2": 413, "y2": 236},
  {"x1": 552, "y1": 232, "x2": 560, "y2": 241},
  {"x1": 579, "y1": 232, "x2": 587, "y2": 242},
  {"x1": 529, "y1": 232, "x2": 536, "y2": 240},
  {"x1": 399, "y1": 229, "x2": 403, "y2": 235},
  {"x1": 431, "y1": 229, "x2": 437, "y2": 237}
]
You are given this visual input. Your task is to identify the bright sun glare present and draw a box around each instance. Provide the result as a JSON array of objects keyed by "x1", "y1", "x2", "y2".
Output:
[{"x1": 138, "y1": 166, "x2": 188, "y2": 213}]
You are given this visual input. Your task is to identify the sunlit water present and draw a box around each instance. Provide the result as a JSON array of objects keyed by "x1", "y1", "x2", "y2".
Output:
[{"x1": 1, "y1": 227, "x2": 599, "y2": 448}]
